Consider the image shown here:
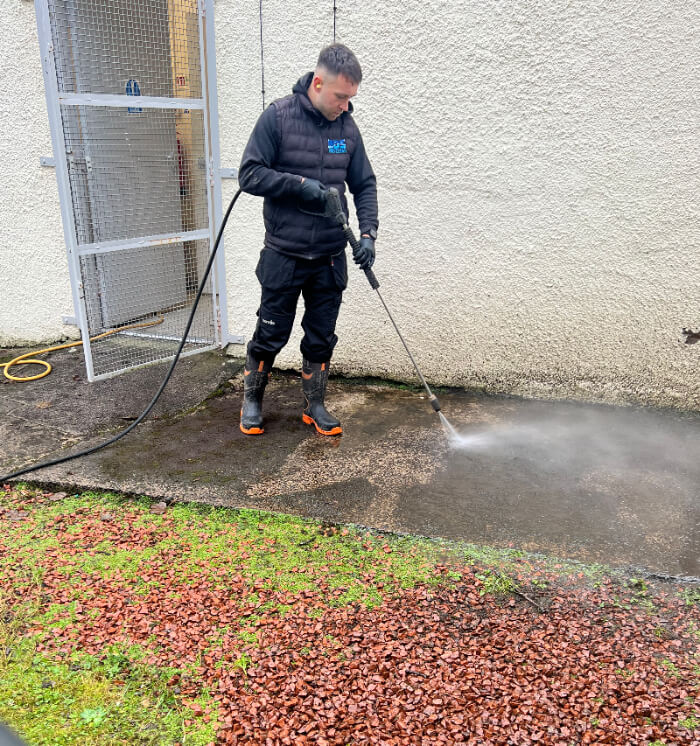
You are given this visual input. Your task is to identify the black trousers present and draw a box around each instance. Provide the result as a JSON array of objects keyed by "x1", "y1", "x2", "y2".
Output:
[{"x1": 247, "y1": 248, "x2": 348, "y2": 365}]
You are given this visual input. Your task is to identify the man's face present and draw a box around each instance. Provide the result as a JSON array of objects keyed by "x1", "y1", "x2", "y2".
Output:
[{"x1": 312, "y1": 72, "x2": 359, "y2": 121}]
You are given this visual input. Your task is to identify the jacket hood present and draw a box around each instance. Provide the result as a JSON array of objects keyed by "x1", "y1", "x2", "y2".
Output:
[{"x1": 292, "y1": 71, "x2": 354, "y2": 122}]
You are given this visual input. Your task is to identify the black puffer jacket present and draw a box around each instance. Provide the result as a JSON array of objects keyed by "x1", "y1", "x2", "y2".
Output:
[{"x1": 238, "y1": 72, "x2": 378, "y2": 259}]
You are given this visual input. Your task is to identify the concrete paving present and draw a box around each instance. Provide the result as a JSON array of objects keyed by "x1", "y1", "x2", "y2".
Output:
[{"x1": 1, "y1": 346, "x2": 698, "y2": 579}]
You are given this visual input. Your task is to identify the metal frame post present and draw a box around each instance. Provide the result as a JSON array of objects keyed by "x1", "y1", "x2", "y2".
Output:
[
  {"x1": 35, "y1": 0, "x2": 96, "y2": 380},
  {"x1": 199, "y1": 0, "x2": 229, "y2": 346}
]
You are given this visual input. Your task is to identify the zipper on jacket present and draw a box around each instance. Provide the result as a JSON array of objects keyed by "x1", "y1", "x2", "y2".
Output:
[
  {"x1": 308, "y1": 126, "x2": 325, "y2": 249},
  {"x1": 319, "y1": 126, "x2": 325, "y2": 183}
]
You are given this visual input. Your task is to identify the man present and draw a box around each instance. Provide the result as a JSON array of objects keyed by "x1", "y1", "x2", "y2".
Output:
[{"x1": 237, "y1": 43, "x2": 378, "y2": 437}]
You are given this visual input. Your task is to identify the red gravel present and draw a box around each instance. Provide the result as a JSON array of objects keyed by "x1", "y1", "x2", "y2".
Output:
[
  {"x1": 212, "y1": 578, "x2": 698, "y2": 745},
  {"x1": 2, "y1": 489, "x2": 699, "y2": 745}
]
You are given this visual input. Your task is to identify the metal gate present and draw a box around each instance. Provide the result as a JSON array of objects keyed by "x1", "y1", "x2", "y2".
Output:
[{"x1": 35, "y1": 0, "x2": 226, "y2": 380}]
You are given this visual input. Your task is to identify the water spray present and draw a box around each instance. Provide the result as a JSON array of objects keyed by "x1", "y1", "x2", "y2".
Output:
[{"x1": 326, "y1": 187, "x2": 444, "y2": 418}]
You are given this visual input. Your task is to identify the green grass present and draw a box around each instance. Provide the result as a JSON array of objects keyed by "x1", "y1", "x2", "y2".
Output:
[
  {"x1": 155, "y1": 503, "x2": 443, "y2": 604},
  {"x1": 1, "y1": 485, "x2": 697, "y2": 745},
  {"x1": 680, "y1": 588, "x2": 700, "y2": 607},
  {"x1": 476, "y1": 569, "x2": 518, "y2": 596},
  {"x1": 0, "y1": 487, "x2": 454, "y2": 745},
  {"x1": 0, "y1": 587, "x2": 216, "y2": 746},
  {"x1": 660, "y1": 659, "x2": 682, "y2": 678},
  {"x1": 458, "y1": 540, "x2": 610, "y2": 585},
  {"x1": 0, "y1": 639, "x2": 217, "y2": 745}
]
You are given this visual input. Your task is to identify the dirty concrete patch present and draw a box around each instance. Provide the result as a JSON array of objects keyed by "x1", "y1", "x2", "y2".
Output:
[
  {"x1": 0, "y1": 346, "x2": 242, "y2": 473},
  {"x1": 1, "y1": 347, "x2": 698, "y2": 577},
  {"x1": 91, "y1": 376, "x2": 447, "y2": 531}
]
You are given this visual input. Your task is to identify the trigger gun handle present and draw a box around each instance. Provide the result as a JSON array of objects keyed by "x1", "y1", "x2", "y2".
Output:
[{"x1": 328, "y1": 188, "x2": 380, "y2": 291}]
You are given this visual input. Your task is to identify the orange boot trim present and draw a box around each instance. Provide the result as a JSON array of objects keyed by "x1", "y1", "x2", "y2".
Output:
[
  {"x1": 240, "y1": 409, "x2": 264, "y2": 436},
  {"x1": 302, "y1": 413, "x2": 343, "y2": 436}
]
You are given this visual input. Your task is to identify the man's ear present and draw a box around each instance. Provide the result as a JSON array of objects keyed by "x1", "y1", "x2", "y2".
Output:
[{"x1": 312, "y1": 75, "x2": 323, "y2": 91}]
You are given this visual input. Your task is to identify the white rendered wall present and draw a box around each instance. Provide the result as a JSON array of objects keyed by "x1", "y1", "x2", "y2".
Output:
[
  {"x1": 2, "y1": 1, "x2": 698, "y2": 410},
  {"x1": 0, "y1": 1, "x2": 76, "y2": 346},
  {"x1": 217, "y1": 0, "x2": 699, "y2": 409}
]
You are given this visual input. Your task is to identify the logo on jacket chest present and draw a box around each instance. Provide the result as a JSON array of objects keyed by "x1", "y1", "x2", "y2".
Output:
[{"x1": 327, "y1": 139, "x2": 347, "y2": 154}]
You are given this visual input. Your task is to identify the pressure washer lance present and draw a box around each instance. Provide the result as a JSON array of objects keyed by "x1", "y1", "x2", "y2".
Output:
[{"x1": 325, "y1": 187, "x2": 441, "y2": 414}]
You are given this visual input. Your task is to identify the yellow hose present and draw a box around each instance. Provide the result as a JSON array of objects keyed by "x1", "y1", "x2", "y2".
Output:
[{"x1": 0, "y1": 316, "x2": 165, "y2": 382}]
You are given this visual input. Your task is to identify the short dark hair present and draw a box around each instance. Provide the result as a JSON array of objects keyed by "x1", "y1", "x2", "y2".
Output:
[{"x1": 316, "y1": 43, "x2": 363, "y2": 85}]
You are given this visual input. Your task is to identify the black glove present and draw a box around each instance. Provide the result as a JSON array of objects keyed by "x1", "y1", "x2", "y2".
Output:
[
  {"x1": 353, "y1": 236, "x2": 375, "y2": 270},
  {"x1": 299, "y1": 177, "x2": 327, "y2": 204}
]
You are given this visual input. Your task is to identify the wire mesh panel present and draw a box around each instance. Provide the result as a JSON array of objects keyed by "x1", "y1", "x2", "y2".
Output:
[
  {"x1": 61, "y1": 106, "x2": 209, "y2": 243},
  {"x1": 79, "y1": 239, "x2": 215, "y2": 375},
  {"x1": 39, "y1": 0, "x2": 220, "y2": 380},
  {"x1": 48, "y1": 0, "x2": 202, "y2": 99}
]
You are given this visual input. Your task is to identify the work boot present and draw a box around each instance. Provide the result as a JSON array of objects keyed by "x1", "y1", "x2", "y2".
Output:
[
  {"x1": 240, "y1": 355, "x2": 271, "y2": 435},
  {"x1": 301, "y1": 359, "x2": 342, "y2": 436}
]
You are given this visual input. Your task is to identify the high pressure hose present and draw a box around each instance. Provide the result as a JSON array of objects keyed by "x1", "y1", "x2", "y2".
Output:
[{"x1": 1, "y1": 189, "x2": 243, "y2": 484}]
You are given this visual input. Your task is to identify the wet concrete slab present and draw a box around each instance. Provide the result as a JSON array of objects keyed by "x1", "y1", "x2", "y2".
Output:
[{"x1": 1, "y1": 347, "x2": 698, "y2": 577}]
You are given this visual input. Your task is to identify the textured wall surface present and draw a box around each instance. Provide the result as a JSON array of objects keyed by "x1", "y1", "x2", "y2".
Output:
[
  {"x1": 0, "y1": 1, "x2": 76, "y2": 346},
  {"x1": 216, "y1": 0, "x2": 699, "y2": 409},
  {"x1": 3, "y1": 1, "x2": 698, "y2": 408}
]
